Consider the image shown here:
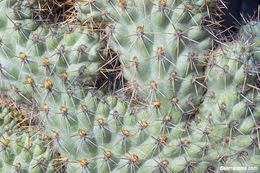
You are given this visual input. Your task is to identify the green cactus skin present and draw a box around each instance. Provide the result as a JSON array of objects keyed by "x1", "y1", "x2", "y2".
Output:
[
  {"x1": 0, "y1": 0, "x2": 259, "y2": 173},
  {"x1": 0, "y1": 106, "x2": 57, "y2": 173},
  {"x1": 0, "y1": 0, "x2": 108, "y2": 104},
  {"x1": 104, "y1": 0, "x2": 218, "y2": 115},
  {"x1": 187, "y1": 35, "x2": 260, "y2": 172},
  {"x1": 39, "y1": 20, "x2": 260, "y2": 173}
]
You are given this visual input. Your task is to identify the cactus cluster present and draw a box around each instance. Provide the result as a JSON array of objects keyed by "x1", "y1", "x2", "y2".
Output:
[{"x1": 0, "y1": 0, "x2": 259, "y2": 173}]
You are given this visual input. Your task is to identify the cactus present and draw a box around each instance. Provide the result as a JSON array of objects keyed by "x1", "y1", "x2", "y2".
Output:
[
  {"x1": 0, "y1": 0, "x2": 259, "y2": 173},
  {"x1": 0, "y1": 130, "x2": 55, "y2": 173},
  {"x1": 240, "y1": 20, "x2": 260, "y2": 60},
  {"x1": 0, "y1": 0, "x2": 109, "y2": 106},
  {"x1": 41, "y1": 18, "x2": 259, "y2": 173},
  {"x1": 39, "y1": 35, "x2": 260, "y2": 173},
  {"x1": 0, "y1": 97, "x2": 56, "y2": 173},
  {"x1": 105, "y1": 0, "x2": 218, "y2": 115},
  {"x1": 187, "y1": 36, "x2": 260, "y2": 172}
]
